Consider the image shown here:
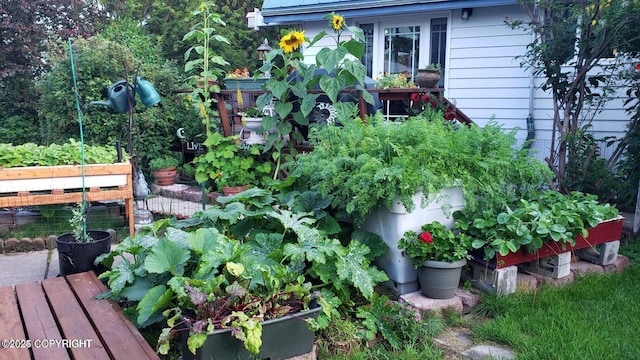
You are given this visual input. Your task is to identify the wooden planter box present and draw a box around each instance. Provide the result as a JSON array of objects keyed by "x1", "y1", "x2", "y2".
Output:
[
  {"x1": 0, "y1": 162, "x2": 134, "y2": 236},
  {"x1": 223, "y1": 78, "x2": 268, "y2": 91},
  {"x1": 375, "y1": 88, "x2": 420, "y2": 101},
  {"x1": 473, "y1": 217, "x2": 624, "y2": 269}
]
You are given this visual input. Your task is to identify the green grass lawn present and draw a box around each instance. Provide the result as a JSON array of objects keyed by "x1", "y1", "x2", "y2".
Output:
[{"x1": 471, "y1": 239, "x2": 640, "y2": 360}]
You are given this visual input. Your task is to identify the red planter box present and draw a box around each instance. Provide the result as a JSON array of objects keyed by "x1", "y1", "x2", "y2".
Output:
[{"x1": 474, "y1": 217, "x2": 624, "y2": 269}]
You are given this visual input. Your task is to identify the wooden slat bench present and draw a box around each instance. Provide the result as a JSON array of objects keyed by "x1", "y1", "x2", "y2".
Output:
[{"x1": 0, "y1": 271, "x2": 159, "y2": 360}]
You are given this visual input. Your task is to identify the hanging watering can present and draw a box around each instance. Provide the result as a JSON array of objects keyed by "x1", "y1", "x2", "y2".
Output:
[
  {"x1": 89, "y1": 80, "x2": 135, "y2": 113},
  {"x1": 136, "y1": 76, "x2": 161, "y2": 107}
]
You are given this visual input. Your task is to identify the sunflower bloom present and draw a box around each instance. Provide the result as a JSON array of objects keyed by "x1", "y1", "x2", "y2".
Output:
[
  {"x1": 279, "y1": 31, "x2": 305, "y2": 53},
  {"x1": 331, "y1": 14, "x2": 344, "y2": 31}
]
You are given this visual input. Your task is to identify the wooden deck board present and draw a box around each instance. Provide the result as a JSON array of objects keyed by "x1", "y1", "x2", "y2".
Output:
[
  {"x1": 0, "y1": 286, "x2": 30, "y2": 360},
  {"x1": 0, "y1": 272, "x2": 159, "y2": 360},
  {"x1": 66, "y1": 272, "x2": 158, "y2": 360},
  {"x1": 41, "y1": 277, "x2": 111, "y2": 360},
  {"x1": 15, "y1": 281, "x2": 70, "y2": 360}
]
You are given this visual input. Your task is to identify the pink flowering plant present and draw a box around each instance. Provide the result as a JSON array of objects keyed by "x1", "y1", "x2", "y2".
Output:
[{"x1": 397, "y1": 221, "x2": 472, "y2": 267}]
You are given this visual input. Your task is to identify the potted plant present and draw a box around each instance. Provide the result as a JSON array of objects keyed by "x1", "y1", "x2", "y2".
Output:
[
  {"x1": 223, "y1": 67, "x2": 268, "y2": 90},
  {"x1": 97, "y1": 188, "x2": 388, "y2": 358},
  {"x1": 166, "y1": 258, "x2": 323, "y2": 360},
  {"x1": 374, "y1": 72, "x2": 416, "y2": 90},
  {"x1": 398, "y1": 221, "x2": 472, "y2": 299},
  {"x1": 415, "y1": 63, "x2": 441, "y2": 88},
  {"x1": 454, "y1": 190, "x2": 622, "y2": 267},
  {"x1": 56, "y1": 202, "x2": 113, "y2": 276},
  {"x1": 149, "y1": 156, "x2": 180, "y2": 186},
  {"x1": 290, "y1": 112, "x2": 552, "y2": 292},
  {"x1": 193, "y1": 131, "x2": 272, "y2": 195},
  {"x1": 239, "y1": 106, "x2": 266, "y2": 145}
]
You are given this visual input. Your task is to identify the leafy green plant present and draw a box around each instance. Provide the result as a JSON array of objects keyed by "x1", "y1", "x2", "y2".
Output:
[
  {"x1": 69, "y1": 203, "x2": 93, "y2": 243},
  {"x1": 241, "y1": 106, "x2": 263, "y2": 118},
  {"x1": 421, "y1": 63, "x2": 441, "y2": 73},
  {"x1": 0, "y1": 139, "x2": 120, "y2": 168},
  {"x1": 374, "y1": 72, "x2": 416, "y2": 89},
  {"x1": 97, "y1": 188, "x2": 389, "y2": 355},
  {"x1": 159, "y1": 246, "x2": 321, "y2": 355},
  {"x1": 183, "y1": 1, "x2": 230, "y2": 136},
  {"x1": 192, "y1": 132, "x2": 272, "y2": 189},
  {"x1": 37, "y1": 31, "x2": 199, "y2": 171},
  {"x1": 506, "y1": 1, "x2": 640, "y2": 192},
  {"x1": 398, "y1": 221, "x2": 472, "y2": 266},
  {"x1": 455, "y1": 190, "x2": 620, "y2": 260},
  {"x1": 256, "y1": 12, "x2": 375, "y2": 178},
  {"x1": 291, "y1": 112, "x2": 552, "y2": 225},
  {"x1": 148, "y1": 156, "x2": 180, "y2": 171}
]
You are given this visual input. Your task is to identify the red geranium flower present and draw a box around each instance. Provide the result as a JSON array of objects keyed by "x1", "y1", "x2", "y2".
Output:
[
  {"x1": 418, "y1": 231, "x2": 433, "y2": 244},
  {"x1": 410, "y1": 92, "x2": 420, "y2": 102}
]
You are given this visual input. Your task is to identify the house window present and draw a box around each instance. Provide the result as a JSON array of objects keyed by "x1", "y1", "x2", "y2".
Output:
[
  {"x1": 430, "y1": 18, "x2": 447, "y2": 87},
  {"x1": 384, "y1": 26, "x2": 420, "y2": 78},
  {"x1": 361, "y1": 24, "x2": 374, "y2": 78}
]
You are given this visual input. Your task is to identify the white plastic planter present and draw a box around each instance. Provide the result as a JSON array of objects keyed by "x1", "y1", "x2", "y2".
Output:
[{"x1": 359, "y1": 187, "x2": 464, "y2": 294}]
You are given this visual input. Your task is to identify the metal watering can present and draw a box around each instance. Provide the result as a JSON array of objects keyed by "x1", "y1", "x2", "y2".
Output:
[
  {"x1": 89, "y1": 77, "x2": 161, "y2": 113},
  {"x1": 89, "y1": 80, "x2": 135, "y2": 113},
  {"x1": 135, "y1": 76, "x2": 161, "y2": 107}
]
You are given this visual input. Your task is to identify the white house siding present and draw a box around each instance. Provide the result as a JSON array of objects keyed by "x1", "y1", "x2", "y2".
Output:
[
  {"x1": 447, "y1": 5, "x2": 534, "y2": 142},
  {"x1": 276, "y1": 4, "x2": 631, "y2": 163}
]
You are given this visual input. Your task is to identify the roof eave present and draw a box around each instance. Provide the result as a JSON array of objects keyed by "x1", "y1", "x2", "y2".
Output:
[{"x1": 262, "y1": 0, "x2": 518, "y2": 25}]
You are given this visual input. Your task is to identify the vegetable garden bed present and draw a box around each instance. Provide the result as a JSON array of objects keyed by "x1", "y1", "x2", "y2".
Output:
[
  {"x1": 473, "y1": 217, "x2": 624, "y2": 269},
  {"x1": 0, "y1": 162, "x2": 134, "y2": 236}
]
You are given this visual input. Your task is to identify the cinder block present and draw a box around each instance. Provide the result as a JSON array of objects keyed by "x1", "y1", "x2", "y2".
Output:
[
  {"x1": 471, "y1": 262, "x2": 517, "y2": 295},
  {"x1": 575, "y1": 241, "x2": 619, "y2": 266},
  {"x1": 521, "y1": 252, "x2": 571, "y2": 278},
  {"x1": 599, "y1": 241, "x2": 620, "y2": 266}
]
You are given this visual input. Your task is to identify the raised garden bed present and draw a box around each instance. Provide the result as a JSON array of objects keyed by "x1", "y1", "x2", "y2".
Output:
[
  {"x1": 0, "y1": 162, "x2": 134, "y2": 237},
  {"x1": 473, "y1": 217, "x2": 624, "y2": 269}
]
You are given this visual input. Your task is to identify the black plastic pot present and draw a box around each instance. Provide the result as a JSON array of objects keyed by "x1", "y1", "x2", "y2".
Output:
[
  {"x1": 56, "y1": 230, "x2": 112, "y2": 276},
  {"x1": 181, "y1": 304, "x2": 322, "y2": 360}
]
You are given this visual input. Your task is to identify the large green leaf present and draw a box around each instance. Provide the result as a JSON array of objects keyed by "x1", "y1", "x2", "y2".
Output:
[
  {"x1": 120, "y1": 276, "x2": 156, "y2": 302},
  {"x1": 336, "y1": 241, "x2": 388, "y2": 299},
  {"x1": 284, "y1": 234, "x2": 337, "y2": 265},
  {"x1": 195, "y1": 235, "x2": 242, "y2": 279},
  {"x1": 144, "y1": 238, "x2": 191, "y2": 276},
  {"x1": 136, "y1": 285, "x2": 173, "y2": 326},
  {"x1": 319, "y1": 76, "x2": 342, "y2": 103},
  {"x1": 351, "y1": 230, "x2": 388, "y2": 259},
  {"x1": 186, "y1": 228, "x2": 219, "y2": 255},
  {"x1": 342, "y1": 37, "x2": 365, "y2": 58},
  {"x1": 247, "y1": 232, "x2": 284, "y2": 261},
  {"x1": 316, "y1": 47, "x2": 347, "y2": 75},
  {"x1": 105, "y1": 259, "x2": 135, "y2": 294}
]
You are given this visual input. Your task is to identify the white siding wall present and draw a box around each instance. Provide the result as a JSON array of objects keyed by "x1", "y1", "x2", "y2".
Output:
[
  {"x1": 447, "y1": 5, "x2": 532, "y2": 137},
  {"x1": 448, "y1": 5, "x2": 630, "y2": 161},
  {"x1": 294, "y1": 5, "x2": 631, "y2": 162},
  {"x1": 299, "y1": 22, "x2": 334, "y2": 65}
]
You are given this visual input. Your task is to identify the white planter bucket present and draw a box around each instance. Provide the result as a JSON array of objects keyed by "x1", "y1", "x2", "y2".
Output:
[{"x1": 359, "y1": 187, "x2": 464, "y2": 294}]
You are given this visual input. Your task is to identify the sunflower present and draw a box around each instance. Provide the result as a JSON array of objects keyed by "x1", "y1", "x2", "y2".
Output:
[
  {"x1": 331, "y1": 14, "x2": 344, "y2": 31},
  {"x1": 279, "y1": 30, "x2": 305, "y2": 53}
]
